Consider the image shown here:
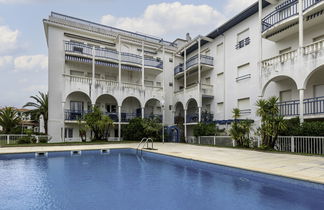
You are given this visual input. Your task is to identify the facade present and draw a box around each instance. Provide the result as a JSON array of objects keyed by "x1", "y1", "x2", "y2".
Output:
[{"x1": 44, "y1": 0, "x2": 324, "y2": 142}]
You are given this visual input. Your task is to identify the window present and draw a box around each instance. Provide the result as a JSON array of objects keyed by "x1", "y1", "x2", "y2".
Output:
[
  {"x1": 280, "y1": 90, "x2": 292, "y2": 102},
  {"x1": 217, "y1": 102, "x2": 224, "y2": 113},
  {"x1": 279, "y1": 47, "x2": 292, "y2": 54},
  {"x1": 106, "y1": 104, "x2": 117, "y2": 113},
  {"x1": 169, "y1": 105, "x2": 172, "y2": 110},
  {"x1": 313, "y1": 34, "x2": 324, "y2": 42},
  {"x1": 314, "y1": 85, "x2": 324, "y2": 98},
  {"x1": 169, "y1": 82, "x2": 173, "y2": 87},
  {"x1": 70, "y1": 101, "x2": 84, "y2": 112},
  {"x1": 236, "y1": 63, "x2": 251, "y2": 81},
  {"x1": 64, "y1": 128, "x2": 73, "y2": 138},
  {"x1": 70, "y1": 70, "x2": 84, "y2": 77},
  {"x1": 169, "y1": 58, "x2": 173, "y2": 62},
  {"x1": 236, "y1": 29, "x2": 250, "y2": 49},
  {"x1": 238, "y1": 98, "x2": 251, "y2": 114}
]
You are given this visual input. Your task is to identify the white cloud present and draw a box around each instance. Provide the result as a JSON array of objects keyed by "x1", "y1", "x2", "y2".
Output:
[
  {"x1": 225, "y1": 0, "x2": 257, "y2": 15},
  {"x1": 0, "y1": 0, "x2": 40, "y2": 4},
  {"x1": 0, "y1": 25, "x2": 19, "y2": 54},
  {"x1": 101, "y1": 2, "x2": 226, "y2": 40},
  {"x1": 0, "y1": 56, "x2": 13, "y2": 70},
  {"x1": 14, "y1": 54, "x2": 48, "y2": 72}
]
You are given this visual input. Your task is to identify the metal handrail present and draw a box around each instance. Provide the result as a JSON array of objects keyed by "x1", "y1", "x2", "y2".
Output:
[
  {"x1": 136, "y1": 137, "x2": 147, "y2": 152},
  {"x1": 141, "y1": 138, "x2": 154, "y2": 154}
]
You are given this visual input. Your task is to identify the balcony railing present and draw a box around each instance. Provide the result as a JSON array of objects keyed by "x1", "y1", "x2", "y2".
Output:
[
  {"x1": 65, "y1": 41, "x2": 163, "y2": 69},
  {"x1": 144, "y1": 57, "x2": 163, "y2": 69},
  {"x1": 278, "y1": 100, "x2": 300, "y2": 116},
  {"x1": 174, "y1": 64, "x2": 184, "y2": 75},
  {"x1": 261, "y1": 49, "x2": 298, "y2": 67},
  {"x1": 104, "y1": 112, "x2": 119, "y2": 122},
  {"x1": 186, "y1": 114, "x2": 199, "y2": 123},
  {"x1": 304, "y1": 96, "x2": 324, "y2": 115},
  {"x1": 144, "y1": 114, "x2": 163, "y2": 122},
  {"x1": 186, "y1": 113, "x2": 214, "y2": 123},
  {"x1": 121, "y1": 113, "x2": 141, "y2": 122},
  {"x1": 262, "y1": 0, "x2": 323, "y2": 32},
  {"x1": 64, "y1": 110, "x2": 90, "y2": 121},
  {"x1": 186, "y1": 55, "x2": 213, "y2": 69}
]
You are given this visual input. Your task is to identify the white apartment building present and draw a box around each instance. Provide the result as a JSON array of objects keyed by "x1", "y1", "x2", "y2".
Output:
[{"x1": 44, "y1": 0, "x2": 324, "y2": 142}]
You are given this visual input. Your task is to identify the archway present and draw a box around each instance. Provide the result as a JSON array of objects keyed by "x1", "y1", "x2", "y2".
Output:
[
  {"x1": 121, "y1": 96, "x2": 141, "y2": 122},
  {"x1": 144, "y1": 98, "x2": 162, "y2": 122},
  {"x1": 95, "y1": 94, "x2": 118, "y2": 122},
  {"x1": 174, "y1": 101, "x2": 184, "y2": 124},
  {"x1": 65, "y1": 91, "x2": 91, "y2": 121},
  {"x1": 186, "y1": 98, "x2": 198, "y2": 123}
]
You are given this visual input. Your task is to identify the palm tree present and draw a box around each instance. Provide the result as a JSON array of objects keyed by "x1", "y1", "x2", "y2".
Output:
[
  {"x1": 0, "y1": 107, "x2": 21, "y2": 133},
  {"x1": 23, "y1": 92, "x2": 48, "y2": 134}
]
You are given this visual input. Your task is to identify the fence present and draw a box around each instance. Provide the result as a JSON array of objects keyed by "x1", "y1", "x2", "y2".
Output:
[
  {"x1": 0, "y1": 134, "x2": 52, "y2": 145},
  {"x1": 187, "y1": 136, "x2": 234, "y2": 147},
  {"x1": 276, "y1": 136, "x2": 324, "y2": 154}
]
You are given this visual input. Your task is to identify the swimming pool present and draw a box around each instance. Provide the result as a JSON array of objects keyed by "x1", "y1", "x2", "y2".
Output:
[{"x1": 0, "y1": 149, "x2": 324, "y2": 210}]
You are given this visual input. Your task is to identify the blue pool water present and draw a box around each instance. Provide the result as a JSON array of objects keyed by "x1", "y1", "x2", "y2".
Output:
[{"x1": 0, "y1": 149, "x2": 324, "y2": 210}]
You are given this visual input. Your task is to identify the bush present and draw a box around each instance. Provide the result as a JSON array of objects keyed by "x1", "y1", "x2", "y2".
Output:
[
  {"x1": 123, "y1": 118, "x2": 162, "y2": 141},
  {"x1": 280, "y1": 117, "x2": 324, "y2": 136},
  {"x1": 38, "y1": 137, "x2": 48, "y2": 143},
  {"x1": 17, "y1": 137, "x2": 32, "y2": 144},
  {"x1": 193, "y1": 123, "x2": 216, "y2": 137}
]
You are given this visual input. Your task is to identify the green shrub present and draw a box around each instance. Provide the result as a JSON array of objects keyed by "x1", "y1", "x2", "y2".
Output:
[
  {"x1": 193, "y1": 123, "x2": 216, "y2": 137},
  {"x1": 123, "y1": 118, "x2": 162, "y2": 141},
  {"x1": 38, "y1": 137, "x2": 48, "y2": 143},
  {"x1": 17, "y1": 137, "x2": 32, "y2": 144},
  {"x1": 279, "y1": 117, "x2": 324, "y2": 136}
]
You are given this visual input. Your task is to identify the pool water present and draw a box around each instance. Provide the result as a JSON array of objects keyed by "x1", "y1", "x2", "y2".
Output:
[{"x1": 0, "y1": 149, "x2": 324, "y2": 210}]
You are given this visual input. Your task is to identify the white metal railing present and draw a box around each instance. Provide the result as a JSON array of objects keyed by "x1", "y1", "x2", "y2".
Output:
[
  {"x1": 262, "y1": 49, "x2": 298, "y2": 67},
  {"x1": 186, "y1": 136, "x2": 234, "y2": 147},
  {"x1": 276, "y1": 136, "x2": 324, "y2": 154},
  {"x1": 0, "y1": 134, "x2": 52, "y2": 145},
  {"x1": 95, "y1": 78, "x2": 119, "y2": 88},
  {"x1": 303, "y1": 39, "x2": 324, "y2": 55},
  {"x1": 121, "y1": 82, "x2": 142, "y2": 90}
]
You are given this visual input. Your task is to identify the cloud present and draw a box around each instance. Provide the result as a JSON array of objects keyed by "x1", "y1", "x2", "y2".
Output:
[
  {"x1": 0, "y1": 25, "x2": 19, "y2": 54},
  {"x1": 101, "y1": 2, "x2": 226, "y2": 40},
  {"x1": 14, "y1": 54, "x2": 47, "y2": 72},
  {"x1": 0, "y1": 56, "x2": 13, "y2": 70},
  {"x1": 23, "y1": 84, "x2": 47, "y2": 92},
  {"x1": 0, "y1": 0, "x2": 41, "y2": 3},
  {"x1": 225, "y1": 0, "x2": 257, "y2": 16}
]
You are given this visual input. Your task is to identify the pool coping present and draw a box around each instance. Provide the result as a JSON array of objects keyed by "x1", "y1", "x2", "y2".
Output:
[{"x1": 1, "y1": 143, "x2": 324, "y2": 185}]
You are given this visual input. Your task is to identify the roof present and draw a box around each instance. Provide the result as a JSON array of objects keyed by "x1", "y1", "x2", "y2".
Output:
[{"x1": 184, "y1": 0, "x2": 270, "y2": 55}]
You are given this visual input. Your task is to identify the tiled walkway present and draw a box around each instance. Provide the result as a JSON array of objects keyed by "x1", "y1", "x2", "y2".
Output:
[{"x1": 1, "y1": 143, "x2": 324, "y2": 184}]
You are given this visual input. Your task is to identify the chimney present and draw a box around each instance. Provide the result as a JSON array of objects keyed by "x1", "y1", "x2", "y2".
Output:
[{"x1": 186, "y1": 33, "x2": 192, "y2": 41}]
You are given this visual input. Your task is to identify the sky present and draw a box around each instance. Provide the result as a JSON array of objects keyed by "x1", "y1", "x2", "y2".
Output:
[{"x1": 0, "y1": 0, "x2": 256, "y2": 107}]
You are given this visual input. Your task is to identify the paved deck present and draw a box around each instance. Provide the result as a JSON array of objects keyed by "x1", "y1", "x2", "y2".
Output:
[{"x1": 1, "y1": 143, "x2": 324, "y2": 184}]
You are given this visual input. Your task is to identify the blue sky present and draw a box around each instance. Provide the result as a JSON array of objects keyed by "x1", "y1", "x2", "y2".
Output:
[{"x1": 0, "y1": 0, "x2": 255, "y2": 107}]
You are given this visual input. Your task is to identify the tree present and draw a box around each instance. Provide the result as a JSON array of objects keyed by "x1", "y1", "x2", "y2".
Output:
[
  {"x1": 256, "y1": 96, "x2": 287, "y2": 149},
  {"x1": 229, "y1": 108, "x2": 253, "y2": 148},
  {"x1": 123, "y1": 118, "x2": 163, "y2": 141},
  {"x1": 78, "y1": 119, "x2": 88, "y2": 142},
  {"x1": 83, "y1": 106, "x2": 114, "y2": 141},
  {"x1": 0, "y1": 107, "x2": 21, "y2": 133},
  {"x1": 23, "y1": 92, "x2": 48, "y2": 134}
]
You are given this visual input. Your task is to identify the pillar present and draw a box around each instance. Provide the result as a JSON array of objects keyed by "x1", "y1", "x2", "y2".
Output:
[
  {"x1": 91, "y1": 46, "x2": 95, "y2": 102},
  {"x1": 118, "y1": 36, "x2": 121, "y2": 86},
  {"x1": 118, "y1": 106, "x2": 121, "y2": 141},
  {"x1": 298, "y1": 0, "x2": 304, "y2": 49},
  {"x1": 299, "y1": 89, "x2": 304, "y2": 124},
  {"x1": 141, "y1": 107, "x2": 145, "y2": 119},
  {"x1": 162, "y1": 106, "x2": 165, "y2": 143},
  {"x1": 184, "y1": 49, "x2": 187, "y2": 90},
  {"x1": 198, "y1": 106, "x2": 202, "y2": 122},
  {"x1": 184, "y1": 109, "x2": 187, "y2": 142},
  {"x1": 198, "y1": 38, "x2": 202, "y2": 122},
  {"x1": 141, "y1": 41, "x2": 145, "y2": 89}
]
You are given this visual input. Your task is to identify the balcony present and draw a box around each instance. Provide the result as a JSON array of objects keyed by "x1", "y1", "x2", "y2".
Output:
[
  {"x1": 121, "y1": 113, "x2": 141, "y2": 122},
  {"x1": 64, "y1": 41, "x2": 163, "y2": 70},
  {"x1": 262, "y1": 0, "x2": 324, "y2": 41},
  {"x1": 64, "y1": 110, "x2": 90, "y2": 121},
  {"x1": 186, "y1": 113, "x2": 214, "y2": 124},
  {"x1": 103, "y1": 112, "x2": 119, "y2": 122},
  {"x1": 277, "y1": 96, "x2": 324, "y2": 117},
  {"x1": 174, "y1": 55, "x2": 214, "y2": 76}
]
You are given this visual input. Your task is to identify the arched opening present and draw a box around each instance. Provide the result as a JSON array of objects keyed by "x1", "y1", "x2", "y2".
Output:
[
  {"x1": 144, "y1": 98, "x2": 162, "y2": 122},
  {"x1": 95, "y1": 94, "x2": 118, "y2": 122},
  {"x1": 65, "y1": 91, "x2": 92, "y2": 121},
  {"x1": 262, "y1": 76, "x2": 299, "y2": 117},
  {"x1": 186, "y1": 98, "x2": 198, "y2": 123},
  {"x1": 174, "y1": 102, "x2": 184, "y2": 124},
  {"x1": 121, "y1": 97, "x2": 141, "y2": 122},
  {"x1": 303, "y1": 65, "x2": 324, "y2": 116}
]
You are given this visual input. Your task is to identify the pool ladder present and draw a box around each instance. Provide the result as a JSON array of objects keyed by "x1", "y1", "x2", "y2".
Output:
[{"x1": 136, "y1": 137, "x2": 154, "y2": 154}]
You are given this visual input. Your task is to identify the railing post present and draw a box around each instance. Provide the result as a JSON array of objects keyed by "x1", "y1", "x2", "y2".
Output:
[
  {"x1": 213, "y1": 136, "x2": 216, "y2": 145},
  {"x1": 7, "y1": 135, "x2": 9, "y2": 144},
  {"x1": 198, "y1": 136, "x2": 201, "y2": 144},
  {"x1": 291, "y1": 136, "x2": 295, "y2": 152},
  {"x1": 232, "y1": 139, "x2": 235, "y2": 147}
]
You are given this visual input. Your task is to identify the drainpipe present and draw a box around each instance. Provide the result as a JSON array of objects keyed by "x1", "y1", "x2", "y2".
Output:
[
  {"x1": 118, "y1": 106, "x2": 121, "y2": 141},
  {"x1": 198, "y1": 38, "x2": 202, "y2": 122}
]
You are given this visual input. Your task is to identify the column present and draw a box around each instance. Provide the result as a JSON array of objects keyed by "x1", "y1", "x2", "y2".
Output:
[
  {"x1": 141, "y1": 107, "x2": 145, "y2": 119},
  {"x1": 298, "y1": 0, "x2": 304, "y2": 49},
  {"x1": 118, "y1": 36, "x2": 121, "y2": 86},
  {"x1": 162, "y1": 106, "x2": 165, "y2": 143},
  {"x1": 141, "y1": 41, "x2": 145, "y2": 89},
  {"x1": 62, "y1": 101, "x2": 66, "y2": 142},
  {"x1": 299, "y1": 89, "x2": 304, "y2": 124},
  {"x1": 184, "y1": 49, "x2": 187, "y2": 90},
  {"x1": 118, "y1": 106, "x2": 121, "y2": 141},
  {"x1": 258, "y1": 0, "x2": 263, "y2": 94},
  {"x1": 184, "y1": 109, "x2": 187, "y2": 142},
  {"x1": 198, "y1": 38, "x2": 202, "y2": 122},
  {"x1": 91, "y1": 46, "x2": 95, "y2": 102}
]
